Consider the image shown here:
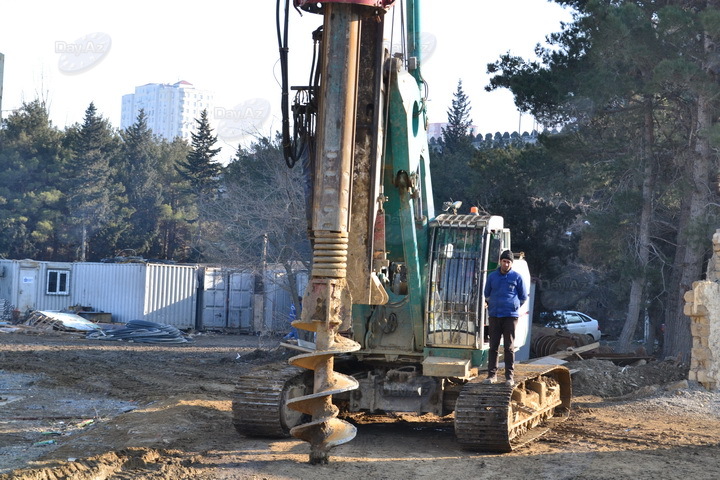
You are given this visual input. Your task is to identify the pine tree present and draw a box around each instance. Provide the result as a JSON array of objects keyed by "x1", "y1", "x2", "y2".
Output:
[
  {"x1": 65, "y1": 103, "x2": 120, "y2": 261},
  {"x1": 432, "y1": 80, "x2": 476, "y2": 211},
  {"x1": 156, "y1": 138, "x2": 194, "y2": 261},
  {"x1": 118, "y1": 110, "x2": 164, "y2": 256},
  {"x1": 176, "y1": 109, "x2": 222, "y2": 197},
  {"x1": 0, "y1": 100, "x2": 68, "y2": 259},
  {"x1": 441, "y1": 80, "x2": 474, "y2": 154},
  {"x1": 175, "y1": 109, "x2": 222, "y2": 261}
]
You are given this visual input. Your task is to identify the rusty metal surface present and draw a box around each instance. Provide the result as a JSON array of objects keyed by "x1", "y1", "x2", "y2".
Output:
[
  {"x1": 289, "y1": 2, "x2": 365, "y2": 464},
  {"x1": 579, "y1": 352, "x2": 655, "y2": 366},
  {"x1": 531, "y1": 330, "x2": 593, "y2": 357},
  {"x1": 345, "y1": 15, "x2": 388, "y2": 307},
  {"x1": 289, "y1": 277, "x2": 361, "y2": 464}
]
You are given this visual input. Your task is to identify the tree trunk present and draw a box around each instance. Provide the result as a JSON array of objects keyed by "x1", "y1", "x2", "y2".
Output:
[
  {"x1": 619, "y1": 280, "x2": 644, "y2": 351},
  {"x1": 285, "y1": 261, "x2": 300, "y2": 309},
  {"x1": 664, "y1": 25, "x2": 715, "y2": 360},
  {"x1": 80, "y1": 224, "x2": 87, "y2": 262},
  {"x1": 665, "y1": 135, "x2": 711, "y2": 360},
  {"x1": 618, "y1": 101, "x2": 655, "y2": 352}
]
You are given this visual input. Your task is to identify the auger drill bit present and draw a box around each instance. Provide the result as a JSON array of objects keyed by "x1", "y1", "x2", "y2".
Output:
[{"x1": 285, "y1": 2, "x2": 364, "y2": 464}]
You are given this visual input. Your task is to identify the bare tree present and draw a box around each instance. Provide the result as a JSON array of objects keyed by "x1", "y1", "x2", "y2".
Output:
[{"x1": 201, "y1": 137, "x2": 312, "y2": 304}]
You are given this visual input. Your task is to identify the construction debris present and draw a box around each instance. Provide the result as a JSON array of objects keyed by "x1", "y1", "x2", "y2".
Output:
[
  {"x1": 567, "y1": 357, "x2": 689, "y2": 397},
  {"x1": 24, "y1": 311, "x2": 103, "y2": 333},
  {"x1": 579, "y1": 351, "x2": 654, "y2": 366}
]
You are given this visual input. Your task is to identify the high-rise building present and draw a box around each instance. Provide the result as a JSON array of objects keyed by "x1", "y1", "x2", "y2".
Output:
[{"x1": 120, "y1": 81, "x2": 213, "y2": 141}]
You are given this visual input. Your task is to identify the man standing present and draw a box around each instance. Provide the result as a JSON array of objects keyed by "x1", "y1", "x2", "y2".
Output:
[{"x1": 483, "y1": 250, "x2": 527, "y2": 386}]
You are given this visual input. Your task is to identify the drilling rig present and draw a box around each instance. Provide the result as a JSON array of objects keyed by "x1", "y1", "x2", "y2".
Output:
[{"x1": 233, "y1": 0, "x2": 572, "y2": 464}]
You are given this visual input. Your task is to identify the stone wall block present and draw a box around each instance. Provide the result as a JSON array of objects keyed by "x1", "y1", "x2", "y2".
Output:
[
  {"x1": 685, "y1": 232, "x2": 720, "y2": 391},
  {"x1": 691, "y1": 322, "x2": 710, "y2": 337},
  {"x1": 692, "y1": 346, "x2": 711, "y2": 362}
]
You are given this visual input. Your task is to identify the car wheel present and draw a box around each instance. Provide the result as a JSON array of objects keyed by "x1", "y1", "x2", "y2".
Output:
[{"x1": 587, "y1": 334, "x2": 597, "y2": 343}]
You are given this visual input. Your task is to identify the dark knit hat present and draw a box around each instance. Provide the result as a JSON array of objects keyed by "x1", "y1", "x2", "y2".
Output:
[{"x1": 500, "y1": 250, "x2": 514, "y2": 262}]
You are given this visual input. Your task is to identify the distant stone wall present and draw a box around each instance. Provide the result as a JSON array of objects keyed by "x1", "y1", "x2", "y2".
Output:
[
  {"x1": 707, "y1": 229, "x2": 720, "y2": 282},
  {"x1": 683, "y1": 229, "x2": 720, "y2": 390}
]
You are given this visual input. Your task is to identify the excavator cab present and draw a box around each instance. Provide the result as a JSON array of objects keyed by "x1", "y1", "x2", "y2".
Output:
[{"x1": 426, "y1": 214, "x2": 506, "y2": 350}]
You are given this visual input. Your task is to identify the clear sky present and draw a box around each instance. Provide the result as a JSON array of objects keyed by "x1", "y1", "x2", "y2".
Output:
[{"x1": 1, "y1": 0, "x2": 572, "y2": 156}]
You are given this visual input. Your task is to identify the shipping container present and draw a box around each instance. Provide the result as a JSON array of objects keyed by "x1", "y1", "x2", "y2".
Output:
[{"x1": 0, "y1": 259, "x2": 306, "y2": 333}]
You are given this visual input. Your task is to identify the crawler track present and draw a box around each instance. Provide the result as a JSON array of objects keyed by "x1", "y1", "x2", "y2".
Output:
[
  {"x1": 232, "y1": 364, "x2": 311, "y2": 438},
  {"x1": 454, "y1": 364, "x2": 571, "y2": 452}
]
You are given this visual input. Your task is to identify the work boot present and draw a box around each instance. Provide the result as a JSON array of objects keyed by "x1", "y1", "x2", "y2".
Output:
[
  {"x1": 482, "y1": 375, "x2": 497, "y2": 384},
  {"x1": 505, "y1": 376, "x2": 514, "y2": 386}
]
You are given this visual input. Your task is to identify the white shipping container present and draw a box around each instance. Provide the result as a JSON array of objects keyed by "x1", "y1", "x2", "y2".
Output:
[{"x1": 0, "y1": 258, "x2": 306, "y2": 333}]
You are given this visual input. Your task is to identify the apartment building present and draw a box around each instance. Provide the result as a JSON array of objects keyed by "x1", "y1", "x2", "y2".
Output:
[{"x1": 120, "y1": 81, "x2": 212, "y2": 141}]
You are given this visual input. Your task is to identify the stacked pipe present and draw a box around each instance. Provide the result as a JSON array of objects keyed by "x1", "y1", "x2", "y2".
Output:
[{"x1": 531, "y1": 329, "x2": 590, "y2": 357}]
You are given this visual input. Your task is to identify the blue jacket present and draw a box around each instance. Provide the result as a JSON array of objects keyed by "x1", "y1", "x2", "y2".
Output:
[{"x1": 484, "y1": 268, "x2": 527, "y2": 318}]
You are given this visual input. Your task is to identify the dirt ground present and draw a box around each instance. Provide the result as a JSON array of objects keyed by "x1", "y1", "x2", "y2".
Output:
[{"x1": 1, "y1": 327, "x2": 719, "y2": 480}]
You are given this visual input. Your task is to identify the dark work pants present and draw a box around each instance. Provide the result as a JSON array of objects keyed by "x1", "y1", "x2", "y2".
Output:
[{"x1": 487, "y1": 316, "x2": 519, "y2": 379}]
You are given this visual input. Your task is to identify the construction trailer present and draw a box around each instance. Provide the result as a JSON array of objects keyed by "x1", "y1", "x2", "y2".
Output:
[{"x1": 0, "y1": 259, "x2": 305, "y2": 333}]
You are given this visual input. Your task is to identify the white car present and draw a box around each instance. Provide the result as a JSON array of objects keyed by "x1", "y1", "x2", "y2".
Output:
[{"x1": 541, "y1": 310, "x2": 602, "y2": 342}]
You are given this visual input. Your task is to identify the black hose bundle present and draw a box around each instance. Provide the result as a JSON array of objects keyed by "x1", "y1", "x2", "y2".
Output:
[{"x1": 87, "y1": 319, "x2": 191, "y2": 344}]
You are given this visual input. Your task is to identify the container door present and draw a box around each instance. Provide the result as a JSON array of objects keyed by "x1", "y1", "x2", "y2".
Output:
[
  {"x1": 227, "y1": 272, "x2": 254, "y2": 332},
  {"x1": 202, "y1": 268, "x2": 227, "y2": 328},
  {"x1": 18, "y1": 267, "x2": 39, "y2": 312}
]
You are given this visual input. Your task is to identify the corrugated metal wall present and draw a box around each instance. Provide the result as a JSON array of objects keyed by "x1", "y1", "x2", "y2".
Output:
[
  {"x1": 197, "y1": 268, "x2": 255, "y2": 331},
  {"x1": 36, "y1": 262, "x2": 75, "y2": 312},
  {"x1": 263, "y1": 270, "x2": 290, "y2": 333},
  {"x1": 144, "y1": 263, "x2": 198, "y2": 328},
  {"x1": 73, "y1": 263, "x2": 147, "y2": 323},
  {"x1": 0, "y1": 260, "x2": 20, "y2": 309}
]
